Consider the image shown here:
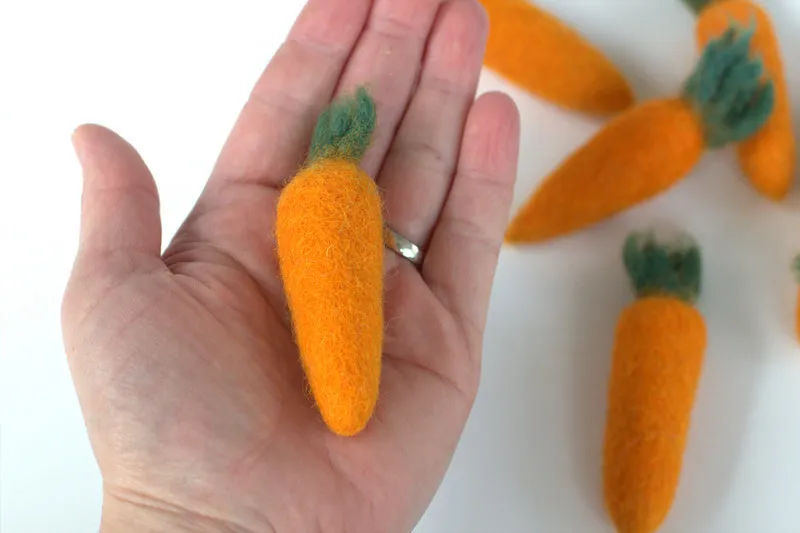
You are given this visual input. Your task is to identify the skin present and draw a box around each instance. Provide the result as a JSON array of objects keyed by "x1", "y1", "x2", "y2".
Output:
[{"x1": 60, "y1": 0, "x2": 521, "y2": 532}]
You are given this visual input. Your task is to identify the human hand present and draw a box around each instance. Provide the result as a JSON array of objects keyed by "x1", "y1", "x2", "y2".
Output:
[{"x1": 62, "y1": 0, "x2": 520, "y2": 531}]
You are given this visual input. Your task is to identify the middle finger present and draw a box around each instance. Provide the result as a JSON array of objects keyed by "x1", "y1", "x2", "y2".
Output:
[
  {"x1": 333, "y1": 0, "x2": 446, "y2": 177},
  {"x1": 377, "y1": 0, "x2": 488, "y2": 250}
]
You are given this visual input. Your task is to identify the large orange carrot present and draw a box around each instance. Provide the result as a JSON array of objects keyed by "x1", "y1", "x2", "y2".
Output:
[
  {"x1": 684, "y1": 0, "x2": 795, "y2": 201},
  {"x1": 479, "y1": 0, "x2": 634, "y2": 115},
  {"x1": 505, "y1": 25, "x2": 775, "y2": 244},
  {"x1": 276, "y1": 88, "x2": 384, "y2": 437},
  {"x1": 604, "y1": 228, "x2": 707, "y2": 533}
]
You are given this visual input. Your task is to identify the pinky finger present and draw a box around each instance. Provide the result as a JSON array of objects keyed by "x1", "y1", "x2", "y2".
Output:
[{"x1": 422, "y1": 92, "x2": 520, "y2": 341}]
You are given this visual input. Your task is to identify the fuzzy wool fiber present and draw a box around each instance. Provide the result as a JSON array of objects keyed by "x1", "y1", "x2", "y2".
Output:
[
  {"x1": 505, "y1": 26, "x2": 774, "y2": 244},
  {"x1": 693, "y1": 0, "x2": 795, "y2": 200},
  {"x1": 276, "y1": 88, "x2": 384, "y2": 437},
  {"x1": 479, "y1": 0, "x2": 633, "y2": 115},
  {"x1": 603, "y1": 230, "x2": 706, "y2": 533}
]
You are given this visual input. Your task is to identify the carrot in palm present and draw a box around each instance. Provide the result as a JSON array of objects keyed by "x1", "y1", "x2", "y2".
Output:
[
  {"x1": 504, "y1": 25, "x2": 775, "y2": 245},
  {"x1": 275, "y1": 87, "x2": 384, "y2": 437},
  {"x1": 603, "y1": 227, "x2": 707, "y2": 533},
  {"x1": 683, "y1": 0, "x2": 795, "y2": 201},
  {"x1": 479, "y1": 0, "x2": 634, "y2": 115}
]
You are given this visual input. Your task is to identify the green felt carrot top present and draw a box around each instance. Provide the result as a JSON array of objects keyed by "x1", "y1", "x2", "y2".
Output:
[
  {"x1": 308, "y1": 87, "x2": 376, "y2": 165},
  {"x1": 681, "y1": 0, "x2": 715, "y2": 15},
  {"x1": 623, "y1": 228, "x2": 702, "y2": 304},
  {"x1": 683, "y1": 25, "x2": 775, "y2": 148}
]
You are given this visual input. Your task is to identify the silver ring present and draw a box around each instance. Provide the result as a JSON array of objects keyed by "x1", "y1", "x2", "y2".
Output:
[{"x1": 384, "y1": 226, "x2": 424, "y2": 266}]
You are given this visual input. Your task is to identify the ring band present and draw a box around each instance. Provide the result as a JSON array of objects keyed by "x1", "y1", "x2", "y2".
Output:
[{"x1": 384, "y1": 226, "x2": 424, "y2": 266}]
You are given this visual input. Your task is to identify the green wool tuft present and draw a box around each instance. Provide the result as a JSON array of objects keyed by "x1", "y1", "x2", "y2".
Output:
[
  {"x1": 680, "y1": 0, "x2": 714, "y2": 15},
  {"x1": 308, "y1": 86, "x2": 376, "y2": 164},
  {"x1": 623, "y1": 227, "x2": 702, "y2": 304},
  {"x1": 683, "y1": 24, "x2": 775, "y2": 148}
]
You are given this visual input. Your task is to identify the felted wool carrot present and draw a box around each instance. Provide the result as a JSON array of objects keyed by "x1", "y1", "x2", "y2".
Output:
[
  {"x1": 504, "y1": 25, "x2": 775, "y2": 245},
  {"x1": 275, "y1": 87, "x2": 384, "y2": 437},
  {"x1": 603, "y1": 228, "x2": 707, "y2": 533},
  {"x1": 479, "y1": 0, "x2": 634, "y2": 115},
  {"x1": 683, "y1": 0, "x2": 795, "y2": 201}
]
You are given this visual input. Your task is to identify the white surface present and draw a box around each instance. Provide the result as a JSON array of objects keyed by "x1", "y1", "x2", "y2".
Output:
[{"x1": 3, "y1": 0, "x2": 800, "y2": 531}]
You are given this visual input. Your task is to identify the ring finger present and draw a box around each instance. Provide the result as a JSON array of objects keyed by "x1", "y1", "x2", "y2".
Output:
[{"x1": 378, "y1": 0, "x2": 488, "y2": 252}]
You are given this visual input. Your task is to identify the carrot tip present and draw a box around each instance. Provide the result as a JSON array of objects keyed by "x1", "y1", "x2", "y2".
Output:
[
  {"x1": 623, "y1": 226, "x2": 702, "y2": 304},
  {"x1": 503, "y1": 228, "x2": 526, "y2": 245}
]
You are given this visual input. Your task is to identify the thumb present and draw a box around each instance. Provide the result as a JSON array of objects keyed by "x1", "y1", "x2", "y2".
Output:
[
  {"x1": 63, "y1": 124, "x2": 164, "y2": 336},
  {"x1": 71, "y1": 124, "x2": 163, "y2": 270},
  {"x1": 62, "y1": 125, "x2": 164, "y2": 405}
]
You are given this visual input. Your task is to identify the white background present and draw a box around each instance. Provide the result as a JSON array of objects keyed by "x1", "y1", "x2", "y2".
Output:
[{"x1": 3, "y1": 0, "x2": 800, "y2": 531}]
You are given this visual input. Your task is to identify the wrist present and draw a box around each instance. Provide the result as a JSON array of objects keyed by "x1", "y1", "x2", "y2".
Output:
[{"x1": 99, "y1": 489, "x2": 266, "y2": 533}]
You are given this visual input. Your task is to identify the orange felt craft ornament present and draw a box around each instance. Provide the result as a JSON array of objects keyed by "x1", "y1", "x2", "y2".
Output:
[
  {"x1": 505, "y1": 25, "x2": 775, "y2": 245},
  {"x1": 603, "y1": 228, "x2": 707, "y2": 533},
  {"x1": 479, "y1": 0, "x2": 634, "y2": 115},
  {"x1": 275, "y1": 88, "x2": 384, "y2": 437},
  {"x1": 683, "y1": 0, "x2": 795, "y2": 201}
]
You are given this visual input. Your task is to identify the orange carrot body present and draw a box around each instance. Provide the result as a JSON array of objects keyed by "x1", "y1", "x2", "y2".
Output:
[
  {"x1": 505, "y1": 99, "x2": 704, "y2": 243},
  {"x1": 604, "y1": 296, "x2": 707, "y2": 533},
  {"x1": 479, "y1": 0, "x2": 633, "y2": 115},
  {"x1": 505, "y1": 25, "x2": 774, "y2": 245},
  {"x1": 276, "y1": 159, "x2": 384, "y2": 437},
  {"x1": 695, "y1": 0, "x2": 794, "y2": 200}
]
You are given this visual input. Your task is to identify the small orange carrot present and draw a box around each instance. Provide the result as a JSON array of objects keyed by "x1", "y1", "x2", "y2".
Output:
[
  {"x1": 604, "y1": 228, "x2": 707, "y2": 533},
  {"x1": 504, "y1": 25, "x2": 775, "y2": 245},
  {"x1": 275, "y1": 88, "x2": 384, "y2": 437},
  {"x1": 479, "y1": 0, "x2": 634, "y2": 115},
  {"x1": 684, "y1": 0, "x2": 795, "y2": 201}
]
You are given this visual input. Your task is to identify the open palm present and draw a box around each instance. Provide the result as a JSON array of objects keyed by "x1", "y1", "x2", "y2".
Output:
[{"x1": 61, "y1": 0, "x2": 519, "y2": 532}]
